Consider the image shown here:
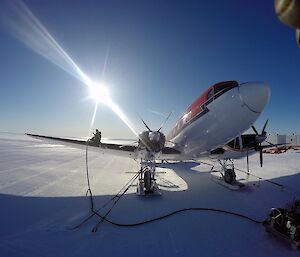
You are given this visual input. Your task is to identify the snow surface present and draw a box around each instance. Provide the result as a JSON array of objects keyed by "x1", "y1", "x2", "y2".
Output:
[{"x1": 0, "y1": 132, "x2": 300, "y2": 257}]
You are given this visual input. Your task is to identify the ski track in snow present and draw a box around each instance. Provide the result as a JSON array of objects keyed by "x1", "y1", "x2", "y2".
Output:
[{"x1": 0, "y1": 133, "x2": 300, "y2": 257}]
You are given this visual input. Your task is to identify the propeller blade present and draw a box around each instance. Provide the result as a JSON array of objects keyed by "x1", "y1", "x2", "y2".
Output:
[
  {"x1": 252, "y1": 125, "x2": 259, "y2": 135},
  {"x1": 246, "y1": 147, "x2": 250, "y2": 174},
  {"x1": 141, "y1": 119, "x2": 152, "y2": 132},
  {"x1": 260, "y1": 149, "x2": 263, "y2": 167},
  {"x1": 137, "y1": 114, "x2": 152, "y2": 132},
  {"x1": 157, "y1": 112, "x2": 172, "y2": 132},
  {"x1": 265, "y1": 140, "x2": 276, "y2": 147},
  {"x1": 262, "y1": 119, "x2": 269, "y2": 135}
]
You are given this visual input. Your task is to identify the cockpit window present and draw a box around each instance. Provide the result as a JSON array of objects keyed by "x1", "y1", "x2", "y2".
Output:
[
  {"x1": 207, "y1": 88, "x2": 214, "y2": 99},
  {"x1": 204, "y1": 81, "x2": 238, "y2": 106},
  {"x1": 214, "y1": 81, "x2": 238, "y2": 100},
  {"x1": 206, "y1": 88, "x2": 214, "y2": 105}
]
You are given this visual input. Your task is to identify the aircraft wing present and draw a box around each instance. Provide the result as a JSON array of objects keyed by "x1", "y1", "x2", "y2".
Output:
[
  {"x1": 26, "y1": 133, "x2": 181, "y2": 159},
  {"x1": 26, "y1": 133, "x2": 137, "y2": 158}
]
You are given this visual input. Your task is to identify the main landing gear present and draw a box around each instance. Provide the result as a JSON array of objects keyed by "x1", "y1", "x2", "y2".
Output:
[
  {"x1": 211, "y1": 159, "x2": 247, "y2": 190},
  {"x1": 136, "y1": 160, "x2": 161, "y2": 195}
]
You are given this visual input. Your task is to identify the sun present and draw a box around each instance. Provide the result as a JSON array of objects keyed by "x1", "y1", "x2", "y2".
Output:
[{"x1": 88, "y1": 81, "x2": 111, "y2": 105}]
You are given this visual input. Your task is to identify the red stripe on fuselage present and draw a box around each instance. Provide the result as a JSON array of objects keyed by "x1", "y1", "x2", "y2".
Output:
[{"x1": 169, "y1": 81, "x2": 238, "y2": 140}]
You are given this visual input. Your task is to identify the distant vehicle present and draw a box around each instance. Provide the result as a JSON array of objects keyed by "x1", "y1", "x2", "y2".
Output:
[
  {"x1": 27, "y1": 81, "x2": 271, "y2": 193},
  {"x1": 263, "y1": 145, "x2": 298, "y2": 154}
]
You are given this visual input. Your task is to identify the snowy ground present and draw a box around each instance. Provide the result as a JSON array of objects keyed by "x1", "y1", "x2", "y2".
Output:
[{"x1": 0, "y1": 132, "x2": 300, "y2": 257}]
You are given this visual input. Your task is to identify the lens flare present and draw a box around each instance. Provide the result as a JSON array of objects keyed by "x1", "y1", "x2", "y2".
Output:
[
  {"x1": 1, "y1": 0, "x2": 139, "y2": 137},
  {"x1": 89, "y1": 103, "x2": 98, "y2": 135}
]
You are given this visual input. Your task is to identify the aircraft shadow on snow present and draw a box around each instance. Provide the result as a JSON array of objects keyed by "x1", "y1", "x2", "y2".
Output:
[{"x1": 1, "y1": 170, "x2": 300, "y2": 239}]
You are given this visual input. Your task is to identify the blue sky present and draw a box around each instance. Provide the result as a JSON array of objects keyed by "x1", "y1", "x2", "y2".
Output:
[{"x1": 0, "y1": 0, "x2": 299, "y2": 138}]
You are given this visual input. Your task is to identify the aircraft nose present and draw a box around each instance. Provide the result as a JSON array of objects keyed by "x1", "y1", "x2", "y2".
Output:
[{"x1": 239, "y1": 82, "x2": 270, "y2": 113}]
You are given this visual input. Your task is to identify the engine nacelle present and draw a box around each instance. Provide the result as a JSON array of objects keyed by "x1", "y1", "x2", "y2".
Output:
[{"x1": 138, "y1": 130, "x2": 166, "y2": 153}]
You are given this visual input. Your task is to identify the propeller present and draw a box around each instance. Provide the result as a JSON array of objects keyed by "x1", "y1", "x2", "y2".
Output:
[
  {"x1": 139, "y1": 111, "x2": 172, "y2": 133},
  {"x1": 137, "y1": 112, "x2": 172, "y2": 153},
  {"x1": 251, "y1": 119, "x2": 269, "y2": 167}
]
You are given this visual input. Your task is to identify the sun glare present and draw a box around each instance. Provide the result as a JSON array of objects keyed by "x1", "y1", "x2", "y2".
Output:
[
  {"x1": 88, "y1": 81, "x2": 111, "y2": 104},
  {"x1": 87, "y1": 80, "x2": 139, "y2": 138},
  {"x1": 4, "y1": 0, "x2": 140, "y2": 138}
]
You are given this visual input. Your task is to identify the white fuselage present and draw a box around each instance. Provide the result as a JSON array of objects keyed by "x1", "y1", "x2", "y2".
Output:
[{"x1": 167, "y1": 82, "x2": 270, "y2": 159}]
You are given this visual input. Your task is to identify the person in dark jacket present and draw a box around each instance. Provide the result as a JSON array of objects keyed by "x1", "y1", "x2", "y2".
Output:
[{"x1": 90, "y1": 129, "x2": 101, "y2": 146}]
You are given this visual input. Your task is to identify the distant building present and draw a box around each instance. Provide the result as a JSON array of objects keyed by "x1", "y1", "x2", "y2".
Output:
[{"x1": 266, "y1": 134, "x2": 300, "y2": 147}]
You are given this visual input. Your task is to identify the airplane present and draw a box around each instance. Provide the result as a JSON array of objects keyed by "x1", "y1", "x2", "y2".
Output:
[{"x1": 27, "y1": 80, "x2": 270, "y2": 194}]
